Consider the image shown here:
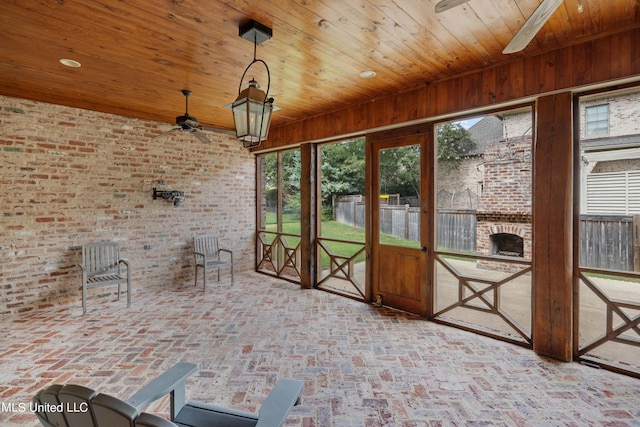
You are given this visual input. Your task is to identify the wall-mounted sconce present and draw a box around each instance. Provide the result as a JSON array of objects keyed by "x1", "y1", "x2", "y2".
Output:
[{"x1": 152, "y1": 188, "x2": 184, "y2": 206}]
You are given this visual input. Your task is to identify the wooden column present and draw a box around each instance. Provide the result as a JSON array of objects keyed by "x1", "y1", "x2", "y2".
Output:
[
  {"x1": 634, "y1": 215, "x2": 640, "y2": 272},
  {"x1": 299, "y1": 143, "x2": 317, "y2": 289},
  {"x1": 533, "y1": 92, "x2": 574, "y2": 361}
]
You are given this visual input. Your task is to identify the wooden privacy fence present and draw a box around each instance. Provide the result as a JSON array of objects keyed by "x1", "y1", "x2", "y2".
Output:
[
  {"x1": 579, "y1": 215, "x2": 640, "y2": 272},
  {"x1": 437, "y1": 209, "x2": 477, "y2": 253},
  {"x1": 335, "y1": 199, "x2": 640, "y2": 271},
  {"x1": 335, "y1": 199, "x2": 366, "y2": 229},
  {"x1": 335, "y1": 200, "x2": 476, "y2": 252}
]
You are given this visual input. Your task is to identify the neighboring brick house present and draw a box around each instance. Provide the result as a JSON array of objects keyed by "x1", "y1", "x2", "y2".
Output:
[
  {"x1": 438, "y1": 109, "x2": 534, "y2": 262},
  {"x1": 444, "y1": 88, "x2": 640, "y2": 216},
  {"x1": 437, "y1": 115, "x2": 503, "y2": 210},
  {"x1": 579, "y1": 89, "x2": 640, "y2": 214}
]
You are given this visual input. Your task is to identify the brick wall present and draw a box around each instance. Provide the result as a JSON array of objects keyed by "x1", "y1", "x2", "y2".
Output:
[
  {"x1": 0, "y1": 96, "x2": 256, "y2": 315},
  {"x1": 478, "y1": 137, "x2": 532, "y2": 215},
  {"x1": 436, "y1": 155, "x2": 482, "y2": 210},
  {"x1": 503, "y1": 112, "x2": 533, "y2": 139},
  {"x1": 579, "y1": 91, "x2": 640, "y2": 139},
  {"x1": 477, "y1": 136, "x2": 532, "y2": 266}
]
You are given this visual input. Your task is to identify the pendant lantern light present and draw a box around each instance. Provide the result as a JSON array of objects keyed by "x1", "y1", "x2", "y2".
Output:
[{"x1": 231, "y1": 20, "x2": 275, "y2": 149}]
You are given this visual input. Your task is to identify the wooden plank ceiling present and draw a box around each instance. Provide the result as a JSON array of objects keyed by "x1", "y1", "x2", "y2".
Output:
[{"x1": 0, "y1": 0, "x2": 638, "y2": 135}]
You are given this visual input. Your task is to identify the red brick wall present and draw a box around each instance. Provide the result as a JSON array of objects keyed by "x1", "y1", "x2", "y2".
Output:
[
  {"x1": 0, "y1": 96, "x2": 256, "y2": 315},
  {"x1": 476, "y1": 137, "x2": 532, "y2": 265},
  {"x1": 478, "y1": 137, "x2": 532, "y2": 215}
]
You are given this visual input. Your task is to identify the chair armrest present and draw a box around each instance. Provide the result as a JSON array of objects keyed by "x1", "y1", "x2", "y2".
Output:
[
  {"x1": 255, "y1": 379, "x2": 303, "y2": 427},
  {"x1": 220, "y1": 249, "x2": 233, "y2": 261},
  {"x1": 119, "y1": 259, "x2": 131, "y2": 268},
  {"x1": 127, "y1": 362, "x2": 197, "y2": 413}
]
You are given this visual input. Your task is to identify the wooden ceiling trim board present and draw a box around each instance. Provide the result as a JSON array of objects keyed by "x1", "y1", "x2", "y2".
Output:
[
  {"x1": 551, "y1": 47, "x2": 574, "y2": 90},
  {"x1": 264, "y1": 28, "x2": 640, "y2": 148},
  {"x1": 418, "y1": 5, "x2": 496, "y2": 68},
  {"x1": 609, "y1": 31, "x2": 632, "y2": 77},
  {"x1": 303, "y1": 1, "x2": 434, "y2": 80},
  {"x1": 468, "y1": 0, "x2": 527, "y2": 53},
  {"x1": 568, "y1": 0, "x2": 592, "y2": 37},
  {"x1": 356, "y1": 3, "x2": 480, "y2": 80},
  {"x1": 590, "y1": 36, "x2": 613, "y2": 83},
  {"x1": 322, "y1": 0, "x2": 454, "y2": 77},
  {"x1": 1, "y1": 0, "x2": 638, "y2": 137},
  {"x1": 551, "y1": 2, "x2": 577, "y2": 43},
  {"x1": 268, "y1": 0, "x2": 404, "y2": 75},
  {"x1": 248, "y1": 0, "x2": 414, "y2": 104}
]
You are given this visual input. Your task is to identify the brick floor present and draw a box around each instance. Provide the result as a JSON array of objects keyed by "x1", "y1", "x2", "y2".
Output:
[{"x1": 1, "y1": 272, "x2": 639, "y2": 426}]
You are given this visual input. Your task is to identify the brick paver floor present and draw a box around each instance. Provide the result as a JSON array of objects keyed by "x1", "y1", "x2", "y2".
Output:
[{"x1": 1, "y1": 272, "x2": 639, "y2": 426}]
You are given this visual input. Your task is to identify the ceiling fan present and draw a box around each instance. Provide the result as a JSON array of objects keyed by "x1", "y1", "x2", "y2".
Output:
[
  {"x1": 435, "y1": 0, "x2": 564, "y2": 54},
  {"x1": 154, "y1": 89, "x2": 234, "y2": 144}
]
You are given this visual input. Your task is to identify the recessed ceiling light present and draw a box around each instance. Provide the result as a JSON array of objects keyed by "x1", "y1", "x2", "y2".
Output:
[
  {"x1": 59, "y1": 58, "x2": 81, "y2": 68},
  {"x1": 360, "y1": 70, "x2": 376, "y2": 79}
]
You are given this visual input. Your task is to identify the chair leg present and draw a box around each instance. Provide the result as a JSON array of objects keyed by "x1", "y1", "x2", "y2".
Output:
[
  {"x1": 126, "y1": 276, "x2": 131, "y2": 308},
  {"x1": 194, "y1": 264, "x2": 199, "y2": 287},
  {"x1": 82, "y1": 283, "x2": 87, "y2": 315},
  {"x1": 203, "y1": 267, "x2": 207, "y2": 291}
]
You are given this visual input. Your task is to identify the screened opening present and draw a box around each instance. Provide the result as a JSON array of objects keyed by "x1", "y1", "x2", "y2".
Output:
[
  {"x1": 434, "y1": 107, "x2": 533, "y2": 345},
  {"x1": 317, "y1": 137, "x2": 367, "y2": 299},
  {"x1": 577, "y1": 86, "x2": 640, "y2": 375},
  {"x1": 256, "y1": 149, "x2": 301, "y2": 281}
]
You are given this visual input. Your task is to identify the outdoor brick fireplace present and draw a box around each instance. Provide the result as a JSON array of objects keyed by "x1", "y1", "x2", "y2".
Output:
[{"x1": 477, "y1": 136, "x2": 532, "y2": 270}]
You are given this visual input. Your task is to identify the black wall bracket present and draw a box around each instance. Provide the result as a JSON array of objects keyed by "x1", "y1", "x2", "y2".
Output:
[{"x1": 152, "y1": 188, "x2": 184, "y2": 206}]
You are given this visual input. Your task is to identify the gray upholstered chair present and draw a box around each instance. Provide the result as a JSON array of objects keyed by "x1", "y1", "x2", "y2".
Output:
[{"x1": 33, "y1": 362, "x2": 303, "y2": 427}]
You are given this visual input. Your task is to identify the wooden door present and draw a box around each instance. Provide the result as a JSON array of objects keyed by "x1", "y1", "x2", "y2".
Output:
[{"x1": 369, "y1": 126, "x2": 431, "y2": 316}]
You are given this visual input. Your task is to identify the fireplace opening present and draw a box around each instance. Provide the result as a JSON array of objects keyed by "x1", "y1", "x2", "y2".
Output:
[{"x1": 490, "y1": 233, "x2": 524, "y2": 257}]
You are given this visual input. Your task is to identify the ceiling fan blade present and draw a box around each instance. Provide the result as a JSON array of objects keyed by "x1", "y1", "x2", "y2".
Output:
[
  {"x1": 152, "y1": 127, "x2": 180, "y2": 139},
  {"x1": 199, "y1": 125, "x2": 237, "y2": 136},
  {"x1": 435, "y1": 0, "x2": 471, "y2": 13},
  {"x1": 502, "y1": 0, "x2": 564, "y2": 54},
  {"x1": 192, "y1": 129, "x2": 212, "y2": 144}
]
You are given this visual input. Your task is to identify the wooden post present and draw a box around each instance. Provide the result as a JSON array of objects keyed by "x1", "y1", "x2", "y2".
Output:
[
  {"x1": 300, "y1": 143, "x2": 317, "y2": 289},
  {"x1": 353, "y1": 198, "x2": 357, "y2": 227},
  {"x1": 634, "y1": 215, "x2": 640, "y2": 272},
  {"x1": 533, "y1": 92, "x2": 574, "y2": 362},
  {"x1": 405, "y1": 204, "x2": 410, "y2": 240}
]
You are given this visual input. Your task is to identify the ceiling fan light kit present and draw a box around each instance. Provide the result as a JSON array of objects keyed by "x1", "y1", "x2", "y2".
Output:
[
  {"x1": 231, "y1": 19, "x2": 275, "y2": 149},
  {"x1": 435, "y1": 0, "x2": 564, "y2": 54}
]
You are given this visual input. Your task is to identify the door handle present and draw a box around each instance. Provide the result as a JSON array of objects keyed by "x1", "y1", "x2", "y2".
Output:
[{"x1": 421, "y1": 246, "x2": 427, "y2": 252}]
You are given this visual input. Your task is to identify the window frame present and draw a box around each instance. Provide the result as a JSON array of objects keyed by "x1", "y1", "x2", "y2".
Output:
[{"x1": 585, "y1": 103, "x2": 610, "y2": 138}]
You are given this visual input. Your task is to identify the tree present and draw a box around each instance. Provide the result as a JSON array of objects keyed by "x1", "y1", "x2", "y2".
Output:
[
  {"x1": 437, "y1": 123, "x2": 477, "y2": 174},
  {"x1": 265, "y1": 150, "x2": 302, "y2": 217},
  {"x1": 320, "y1": 138, "x2": 365, "y2": 200},
  {"x1": 379, "y1": 145, "x2": 420, "y2": 197}
]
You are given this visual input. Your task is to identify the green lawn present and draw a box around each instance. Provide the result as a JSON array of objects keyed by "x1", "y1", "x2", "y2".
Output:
[{"x1": 264, "y1": 219, "x2": 418, "y2": 269}]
